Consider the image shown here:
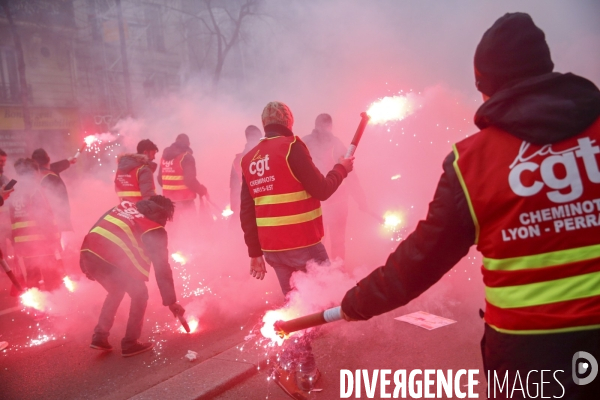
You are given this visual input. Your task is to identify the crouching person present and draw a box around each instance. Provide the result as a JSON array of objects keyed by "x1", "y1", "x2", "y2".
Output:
[{"x1": 80, "y1": 195, "x2": 185, "y2": 357}]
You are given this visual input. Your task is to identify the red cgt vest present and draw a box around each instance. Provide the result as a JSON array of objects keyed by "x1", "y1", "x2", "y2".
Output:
[
  {"x1": 10, "y1": 189, "x2": 59, "y2": 258},
  {"x1": 160, "y1": 153, "x2": 195, "y2": 202},
  {"x1": 81, "y1": 201, "x2": 163, "y2": 281},
  {"x1": 241, "y1": 136, "x2": 323, "y2": 252},
  {"x1": 453, "y1": 117, "x2": 600, "y2": 334},
  {"x1": 114, "y1": 165, "x2": 153, "y2": 202}
]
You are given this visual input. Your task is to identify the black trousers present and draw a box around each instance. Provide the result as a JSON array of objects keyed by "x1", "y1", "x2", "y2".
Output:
[{"x1": 481, "y1": 324, "x2": 600, "y2": 399}]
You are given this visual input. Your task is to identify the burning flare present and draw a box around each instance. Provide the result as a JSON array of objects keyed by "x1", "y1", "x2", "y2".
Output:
[
  {"x1": 260, "y1": 308, "x2": 299, "y2": 346},
  {"x1": 171, "y1": 252, "x2": 187, "y2": 265},
  {"x1": 20, "y1": 288, "x2": 47, "y2": 311},
  {"x1": 383, "y1": 211, "x2": 403, "y2": 230},
  {"x1": 179, "y1": 316, "x2": 199, "y2": 334},
  {"x1": 84, "y1": 135, "x2": 98, "y2": 147},
  {"x1": 367, "y1": 95, "x2": 415, "y2": 124},
  {"x1": 63, "y1": 276, "x2": 76, "y2": 292},
  {"x1": 222, "y1": 206, "x2": 234, "y2": 218}
]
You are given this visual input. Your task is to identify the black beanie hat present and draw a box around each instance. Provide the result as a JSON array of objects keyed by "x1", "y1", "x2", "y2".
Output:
[{"x1": 474, "y1": 12, "x2": 554, "y2": 96}]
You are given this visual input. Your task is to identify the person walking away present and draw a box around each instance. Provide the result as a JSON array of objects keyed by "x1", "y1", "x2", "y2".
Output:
[{"x1": 240, "y1": 101, "x2": 354, "y2": 398}]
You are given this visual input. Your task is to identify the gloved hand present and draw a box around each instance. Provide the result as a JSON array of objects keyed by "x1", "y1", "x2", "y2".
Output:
[{"x1": 169, "y1": 302, "x2": 185, "y2": 317}]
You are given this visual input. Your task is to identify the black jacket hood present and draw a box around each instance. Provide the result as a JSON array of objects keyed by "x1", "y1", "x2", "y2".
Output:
[
  {"x1": 162, "y1": 142, "x2": 192, "y2": 161},
  {"x1": 475, "y1": 72, "x2": 600, "y2": 145}
]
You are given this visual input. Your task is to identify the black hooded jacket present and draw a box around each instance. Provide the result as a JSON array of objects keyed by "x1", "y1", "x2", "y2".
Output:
[
  {"x1": 158, "y1": 142, "x2": 207, "y2": 197},
  {"x1": 342, "y1": 72, "x2": 600, "y2": 320}
]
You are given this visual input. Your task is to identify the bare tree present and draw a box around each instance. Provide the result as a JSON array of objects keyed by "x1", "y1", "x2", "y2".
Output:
[{"x1": 202, "y1": 0, "x2": 260, "y2": 84}]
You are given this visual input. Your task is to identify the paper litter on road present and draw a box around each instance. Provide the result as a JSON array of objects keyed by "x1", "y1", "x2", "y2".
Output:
[
  {"x1": 394, "y1": 311, "x2": 456, "y2": 330},
  {"x1": 184, "y1": 350, "x2": 198, "y2": 361}
]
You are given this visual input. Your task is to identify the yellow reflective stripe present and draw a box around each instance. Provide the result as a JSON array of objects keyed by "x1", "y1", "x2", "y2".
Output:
[
  {"x1": 14, "y1": 234, "x2": 46, "y2": 242},
  {"x1": 255, "y1": 191, "x2": 311, "y2": 205},
  {"x1": 483, "y1": 243, "x2": 600, "y2": 271},
  {"x1": 117, "y1": 191, "x2": 142, "y2": 197},
  {"x1": 452, "y1": 144, "x2": 480, "y2": 244},
  {"x1": 486, "y1": 271, "x2": 600, "y2": 309},
  {"x1": 256, "y1": 208, "x2": 322, "y2": 227},
  {"x1": 162, "y1": 175, "x2": 184, "y2": 180},
  {"x1": 163, "y1": 185, "x2": 188, "y2": 190},
  {"x1": 103, "y1": 215, "x2": 151, "y2": 264},
  {"x1": 487, "y1": 322, "x2": 600, "y2": 335},
  {"x1": 90, "y1": 226, "x2": 149, "y2": 278},
  {"x1": 12, "y1": 221, "x2": 36, "y2": 229}
]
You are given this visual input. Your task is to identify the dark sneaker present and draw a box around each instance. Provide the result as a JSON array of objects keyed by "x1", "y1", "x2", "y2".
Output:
[
  {"x1": 90, "y1": 338, "x2": 113, "y2": 351},
  {"x1": 274, "y1": 365, "x2": 307, "y2": 400},
  {"x1": 298, "y1": 367, "x2": 321, "y2": 392},
  {"x1": 121, "y1": 341, "x2": 154, "y2": 357}
]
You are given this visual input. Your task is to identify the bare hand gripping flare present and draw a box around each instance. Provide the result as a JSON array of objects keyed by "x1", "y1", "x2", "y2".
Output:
[{"x1": 273, "y1": 306, "x2": 344, "y2": 338}]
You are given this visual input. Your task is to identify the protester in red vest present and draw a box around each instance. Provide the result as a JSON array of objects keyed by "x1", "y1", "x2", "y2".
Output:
[
  {"x1": 230, "y1": 125, "x2": 262, "y2": 218},
  {"x1": 240, "y1": 101, "x2": 354, "y2": 396},
  {"x1": 80, "y1": 196, "x2": 185, "y2": 357},
  {"x1": 31, "y1": 148, "x2": 75, "y2": 232},
  {"x1": 158, "y1": 134, "x2": 209, "y2": 219},
  {"x1": 8, "y1": 158, "x2": 62, "y2": 292},
  {"x1": 114, "y1": 139, "x2": 158, "y2": 202},
  {"x1": 341, "y1": 13, "x2": 600, "y2": 398}
]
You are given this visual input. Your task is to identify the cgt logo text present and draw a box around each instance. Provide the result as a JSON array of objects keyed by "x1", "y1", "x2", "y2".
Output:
[
  {"x1": 249, "y1": 151, "x2": 270, "y2": 177},
  {"x1": 340, "y1": 353, "x2": 598, "y2": 398}
]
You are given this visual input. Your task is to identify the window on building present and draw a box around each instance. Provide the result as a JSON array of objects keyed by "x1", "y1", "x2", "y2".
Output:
[
  {"x1": 145, "y1": 5, "x2": 165, "y2": 52},
  {"x1": 0, "y1": 48, "x2": 21, "y2": 104}
]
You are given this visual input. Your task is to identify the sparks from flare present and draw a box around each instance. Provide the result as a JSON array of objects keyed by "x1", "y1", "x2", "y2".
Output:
[
  {"x1": 367, "y1": 95, "x2": 415, "y2": 125},
  {"x1": 179, "y1": 316, "x2": 199, "y2": 334},
  {"x1": 260, "y1": 308, "x2": 300, "y2": 346},
  {"x1": 63, "y1": 276, "x2": 76, "y2": 292},
  {"x1": 171, "y1": 252, "x2": 187, "y2": 265},
  {"x1": 222, "y1": 206, "x2": 234, "y2": 218},
  {"x1": 20, "y1": 288, "x2": 47, "y2": 311},
  {"x1": 383, "y1": 211, "x2": 403, "y2": 231}
]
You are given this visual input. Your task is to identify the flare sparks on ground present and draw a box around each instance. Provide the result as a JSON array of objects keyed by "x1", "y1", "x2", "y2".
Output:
[
  {"x1": 171, "y1": 252, "x2": 187, "y2": 265},
  {"x1": 179, "y1": 316, "x2": 199, "y2": 334},
  {"x1": 367, "y1": 95, "x2": 415, "y2": 124},
  {"x1": 63, "y1": 276, "x2": 76, "y2": 292},
  {"x1": 222, "y1": 206, "x2": 234, "y2": 218},
  {"x1": 383, "y1": 210, "x2": 403, "y2": 230},
  {"x1": 20, "y1": 288, "x2": 47, "y2": 311}
]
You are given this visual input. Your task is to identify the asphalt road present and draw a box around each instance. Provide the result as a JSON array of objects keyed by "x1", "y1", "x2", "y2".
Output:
[{"x1": 216, "y1": 280, "x2": 488, "y2": 400}]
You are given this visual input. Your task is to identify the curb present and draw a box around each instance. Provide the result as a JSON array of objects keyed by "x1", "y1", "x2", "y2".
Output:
[{"x1": 130, "y1": 340, "x2": 270, "y2": 400}]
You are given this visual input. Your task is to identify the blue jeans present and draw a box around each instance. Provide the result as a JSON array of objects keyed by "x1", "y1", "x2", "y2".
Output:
[{"x1": 263, "y1": 242, "x2": 329, "y2": 296}]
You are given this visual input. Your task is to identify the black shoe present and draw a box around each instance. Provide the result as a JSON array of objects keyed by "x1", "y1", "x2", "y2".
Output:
[
  {"x1": 90, "y1": 338, "x2": 113, "y2": 351},
  {"x1": 121, "y1": 341, "x2": 154, "y2": 357}
]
